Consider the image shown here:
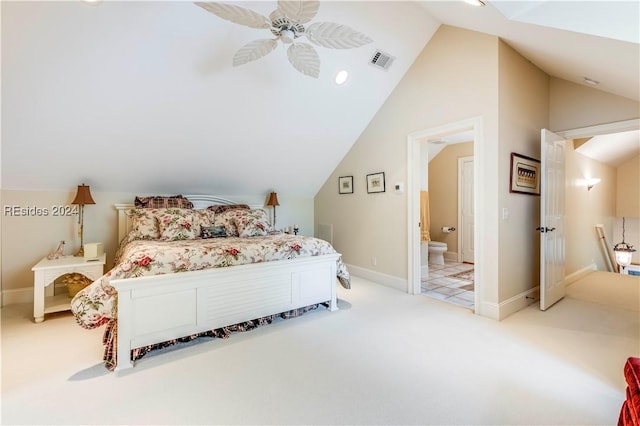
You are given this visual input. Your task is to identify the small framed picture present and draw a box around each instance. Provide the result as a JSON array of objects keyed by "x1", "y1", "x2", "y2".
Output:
[
  {"x1": 510, "y1": 153, "x2": 540, "y2": 195},
  {"x1": 338, "y1": 176, "x2": 354, "y2": 194},
  {"x1": 366, "y1": 172, "x2": 385, "y2": 194}
]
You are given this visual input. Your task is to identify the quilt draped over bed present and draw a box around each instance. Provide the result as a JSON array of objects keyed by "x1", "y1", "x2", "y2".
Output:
[{"x1": 71, "y1": 233, "x2": 350, "y2": 331}]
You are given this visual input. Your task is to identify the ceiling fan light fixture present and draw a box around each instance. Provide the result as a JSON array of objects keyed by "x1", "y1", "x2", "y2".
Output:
[
  {"x1": 280, "y1": 29, "x2": 295, "y2": 44},
  {"x1": 335, "y1": 70, "x2": 349, "y2": 85},
  {"x1": 195, "y1": 1, "x2": 373, "y2": 79}
]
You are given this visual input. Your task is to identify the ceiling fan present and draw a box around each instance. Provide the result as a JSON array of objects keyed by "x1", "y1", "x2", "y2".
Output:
[{"x1": 194, "y1": 1, "x2": 373, "y2": 78}]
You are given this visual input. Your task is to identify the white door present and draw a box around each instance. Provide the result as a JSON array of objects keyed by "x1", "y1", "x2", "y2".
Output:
[
  {"x1": 539, "y1": 129, "x2": 566, "y2": 310},
  {"x1": 458, "y1": 157, "x2": 474, "y2": 263}
]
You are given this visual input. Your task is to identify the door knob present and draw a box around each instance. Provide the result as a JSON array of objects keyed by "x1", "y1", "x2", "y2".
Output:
[{"x1": 536, "y1": 227, "x2": 556, "y2": 233}]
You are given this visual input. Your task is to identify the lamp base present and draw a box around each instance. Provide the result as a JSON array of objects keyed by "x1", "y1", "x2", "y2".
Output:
[{"x1": 74, "y1": 247, "x2": 84, "y2": 257}]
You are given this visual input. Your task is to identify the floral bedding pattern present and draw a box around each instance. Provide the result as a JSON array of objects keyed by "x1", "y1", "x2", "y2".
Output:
[{"x1": 71, "y1": 234, "x2": 350, "y2": 330}]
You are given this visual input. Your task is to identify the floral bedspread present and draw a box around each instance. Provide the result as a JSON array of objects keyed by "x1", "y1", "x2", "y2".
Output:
[{"x1": 71, "y1": 234, "x2": 350, "y2": 330}]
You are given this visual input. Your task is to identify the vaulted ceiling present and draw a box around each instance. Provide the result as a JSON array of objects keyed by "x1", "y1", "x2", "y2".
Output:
[{"x1": 2, "y1": 1, "x2": 638, "y2": 196}]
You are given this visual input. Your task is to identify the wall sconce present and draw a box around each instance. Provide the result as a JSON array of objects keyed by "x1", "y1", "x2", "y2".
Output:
[
  {"x1": 586, "y1": 178, "x2": 601, "y2": 191},
  {"x1": 613, "y1": 217, "x2": 636, "y2": 272},
  {"x1": 266, "y1": 191, "x2": 280, "y2": 228},
  {"x1": 71, "y1": 184, "x2": 96, "y2": 257}
]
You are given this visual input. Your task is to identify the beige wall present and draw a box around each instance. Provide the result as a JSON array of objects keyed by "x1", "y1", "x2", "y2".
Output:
[
  {"x1": 497, "y1": 40, "x2": 549, "y2": 300},
  {"x1": 315, "y1": 25, "x2": 637, "y2": 316},
  {"x1": 428, "y1": 142, "x2": 474, "y2": 254},
  {"x1": 315, "y1": 25, "x2": 500, "y2": 299},
  {"x1": 565, "y1": 141, "x2": 617, "y2": 273},
  {"x1": 617, "y1": 153, "x2": 640, "y2": 218},
  {"x1": 1, "y1": 190, "x2": 314, "y2": 297},
  {"x1": 549, "y1": 78, "x2": 640, "y2": 131}
]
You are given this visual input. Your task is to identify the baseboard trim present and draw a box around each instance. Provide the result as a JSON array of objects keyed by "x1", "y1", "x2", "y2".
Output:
[
  {"x1": 2, "y1": 283, "x2": 67, "y2": 307},
  {"x1": 565, "y1": 263, "x2": 597, "y2": 285},
  {"x1": 498, "y1": 286, "x2": 539, "y2": 320},
  {"x1": 346, "y1": 264, "x2": 407, "y2": 292},
  {"x1": 2, "y1": 287, "x2": 33, "y2": 306}
]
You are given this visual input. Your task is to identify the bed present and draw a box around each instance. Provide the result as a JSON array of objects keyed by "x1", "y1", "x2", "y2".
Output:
[{"x1": 71, "y1": 195, "x2": 349, "y2": 371}]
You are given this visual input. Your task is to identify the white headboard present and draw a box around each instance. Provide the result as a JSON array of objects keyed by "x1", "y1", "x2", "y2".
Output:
[{"x1": 114, "y1": 195, "x2": 263, "y2": 243}]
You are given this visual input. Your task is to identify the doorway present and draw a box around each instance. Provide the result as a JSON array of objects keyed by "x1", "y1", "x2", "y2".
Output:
[
  {"x1": 407, "y1": 116, "x2": 486, "y2": 315},
  {"x1": 419, "y1": 140, "x2": 475, "y2": 308}
]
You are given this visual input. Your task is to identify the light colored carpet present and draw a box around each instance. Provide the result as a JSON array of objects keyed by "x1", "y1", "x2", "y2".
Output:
[
  {"x1": 2, "y1": 272, "x2": 638, "y2": 425},
  {"x1": 566, "y1": 270, "x2": 639, "y2": 312}
]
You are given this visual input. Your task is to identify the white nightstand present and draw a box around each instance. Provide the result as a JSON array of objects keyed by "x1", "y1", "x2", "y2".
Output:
[{"x1": 31, "y1": 254, "x2": 106, "y2": 323}]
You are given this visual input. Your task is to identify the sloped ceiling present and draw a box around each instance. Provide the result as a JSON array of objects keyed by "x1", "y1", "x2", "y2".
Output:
[
  {"x1": 1, "y1": 1, "x2": 439, "y2": 196},
  {"x1": 2, "y1": 1, "x2": 639, "y2": 197}
]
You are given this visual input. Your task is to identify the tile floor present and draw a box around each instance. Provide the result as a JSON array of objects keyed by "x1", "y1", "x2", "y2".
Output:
[{"x1": 421, "y1": 261, "x2": 475, "y2": 309}]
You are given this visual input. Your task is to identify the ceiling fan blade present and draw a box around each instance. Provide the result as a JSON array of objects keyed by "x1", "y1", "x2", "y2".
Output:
[
  {"x1": 277, "y1": 0, "x2": 319, "y2": 24},
  {"x1": 305, "y1": 22, "x2": 373, "y2": 49},
  {"x1": 287, "y1": 43, "x2": 320, "y2": 78},
  {"x1": 232, "y1": 39, "x2": 278, "y2": 66},
  {"x1": 195, "y1": 2, "x2": 271, "y2": 29}
]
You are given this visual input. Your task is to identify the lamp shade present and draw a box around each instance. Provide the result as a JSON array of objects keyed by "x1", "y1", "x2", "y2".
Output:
[
  {"x1": 614, "y1": 242, "x2": 636, "y2": 268},
  {"x1": 266, "y1": 192, "x2": 280, "y2": 207},
  {"x1": 71, "y1": 184, "x2": 95, "y2": 205}
]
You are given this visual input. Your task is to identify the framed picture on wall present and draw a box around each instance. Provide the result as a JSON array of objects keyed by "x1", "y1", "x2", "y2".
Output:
[
  {"x1": 366, "y1": 172, "x2": 385, "y2": 194},
  {"x1": 510, "y1": 153, "x2": 541, "y2": 195},
  {"x1": 338, "y1": 176, "x2": 354, "y2": 194}
]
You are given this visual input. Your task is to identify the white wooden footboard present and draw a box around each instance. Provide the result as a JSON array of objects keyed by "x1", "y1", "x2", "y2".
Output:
[{"x1": 111, "y1": 253, "x2": 340, "y2": 370}]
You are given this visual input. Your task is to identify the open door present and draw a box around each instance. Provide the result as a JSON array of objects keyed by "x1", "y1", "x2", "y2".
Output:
[{"x1": 539, "y1": 129, "x2": 566, "y2": 310}]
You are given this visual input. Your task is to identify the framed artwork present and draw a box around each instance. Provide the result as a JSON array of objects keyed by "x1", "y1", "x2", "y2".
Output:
[
  {"x1": 510, "y1": 153, "x2": 540, "y2": 195},
  {"x1": 366, "y1": 172, "x2": 385, "y2": 194},
  {"x1": 338, "y1": 176, "x2": 354, "y2": 194}
]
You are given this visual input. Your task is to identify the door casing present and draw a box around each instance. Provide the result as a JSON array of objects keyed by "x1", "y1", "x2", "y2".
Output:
[{"x1": 407, "y1": 116, "x2": 485, "y2": 315}]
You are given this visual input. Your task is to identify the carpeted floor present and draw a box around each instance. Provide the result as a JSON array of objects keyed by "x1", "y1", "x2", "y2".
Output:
[{"x1": 2, "y1": 272, "x2": 637, "y2": 425}]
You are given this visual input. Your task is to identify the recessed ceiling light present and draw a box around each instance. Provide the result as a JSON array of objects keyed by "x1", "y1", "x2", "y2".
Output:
[
  {"x1": 335, "y1": 70, "x2": 349, "y2": 85},
  {"x1": 81, "y1": 0, "x2": 103, "y2": 5},
  {"x1": 583, "y1": 77, "x2": 600, "y2": 86},
  {"x1": 464, "y1": 0, "x2": 486, "y2": 6}
]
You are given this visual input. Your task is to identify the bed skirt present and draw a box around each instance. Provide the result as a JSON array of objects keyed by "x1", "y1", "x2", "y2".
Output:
[{"x1": 101, "y1": 303, "x2": 326, "y2": 371}]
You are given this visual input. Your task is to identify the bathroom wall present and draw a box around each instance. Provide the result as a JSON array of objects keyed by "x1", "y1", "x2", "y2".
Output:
[{"x1": 428, "y1": 141, "x2": 474, "y2": 259}]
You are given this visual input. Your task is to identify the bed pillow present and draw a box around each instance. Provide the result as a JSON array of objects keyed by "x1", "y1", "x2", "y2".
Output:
[
  {"x1": 135, "y1": 195, "x2": 194, "y2": 209},
  {"x1": 201, "y1": 225, "x2": 228, "y2": 239},
  {"x1": 194, "y1": 209, "x2": 212, "y2": 230},
  {"x1": 231, "y1": 209, "x2": 272, "y2": 237},
  {"x1": 125, "y1": 209, "x2": 160, "y2": 240},
  {"x1": 206, "y1": 204, "x2": 250, "y2": 215},
  {"x1": 155, "y1": 208, "x2": 199, "y2": 241},
  {"x1": 212, "y1": 210, "x2": 240, "y2": 237}
]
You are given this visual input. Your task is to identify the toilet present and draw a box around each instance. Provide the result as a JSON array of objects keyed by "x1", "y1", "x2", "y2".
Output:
[{"x1": 428, "y1": 241, "x2": 448, "y2": 265}]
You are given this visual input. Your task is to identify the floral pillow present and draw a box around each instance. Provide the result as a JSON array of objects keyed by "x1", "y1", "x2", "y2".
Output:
[
  {"x1": 194, "y1": 209, "x2": 212, "y2": 230},
  {"x1": 212, "y1": 210, "x2": 239, "y2": 237},
  {"x1": 125, "y1": 209, "x2": 159, "y2": 240},
  {"x1": 155, "y1": 208, "x2": 198, "y2": 241},
  {"x1": 231, "y1": 209, "x2": 272, "y2": 237}
]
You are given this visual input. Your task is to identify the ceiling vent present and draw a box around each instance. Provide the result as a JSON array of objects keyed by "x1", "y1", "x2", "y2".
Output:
[{"x1": 369, "y1": 50, "x2": 394, "y2": 71}]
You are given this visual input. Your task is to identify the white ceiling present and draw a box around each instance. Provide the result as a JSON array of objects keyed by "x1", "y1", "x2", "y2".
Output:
[
  {"x1": 418, "y1": 0, "x2": 640, "y2": 167},
  {"x1": 576, "y1": 130, "x2": 640, "y2": 167},
  {"x1": 1, "y1": 1, "x2": 638, "y2": 195}
]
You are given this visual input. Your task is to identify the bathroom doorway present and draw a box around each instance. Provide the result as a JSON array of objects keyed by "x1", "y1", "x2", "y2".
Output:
[
  {"x1": 407, "y1": 116, "x2": 485, "y2": 315},
  {"x1": 420, "y1": 137, "x2": 475, "y2": 308}
]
